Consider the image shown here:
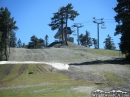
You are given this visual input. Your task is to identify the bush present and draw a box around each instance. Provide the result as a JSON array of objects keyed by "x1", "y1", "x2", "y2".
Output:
[{"x1": 28, "y1": 71, "x2": 33, "y2": 74}]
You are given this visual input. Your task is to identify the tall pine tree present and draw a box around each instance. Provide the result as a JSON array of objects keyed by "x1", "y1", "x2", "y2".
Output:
[
  {"x1": 0, "y1": 7, "x2": 18, "y2": 60},
  {"x1": 49, "y1": 7, "x2": 65, "y2": 44},
  {"x1": 49, "y1": 3, "x2": 79, "y2": 45},
  {"x1": 114, "y1": 0, "x2": 130, "y2": 60},
  {"x1": 63, "y1": 3, "x2": 79, "y2": 45}
]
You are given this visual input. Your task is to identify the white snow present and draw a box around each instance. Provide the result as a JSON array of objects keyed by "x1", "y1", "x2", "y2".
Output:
[{"x1": 0, "y1": 61, "x2": 69, "y2": 70}]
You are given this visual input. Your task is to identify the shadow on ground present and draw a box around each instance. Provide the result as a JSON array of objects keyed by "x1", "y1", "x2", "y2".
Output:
[{"x1": 69, "y1": 58, "x2": 130, "y2": 66}]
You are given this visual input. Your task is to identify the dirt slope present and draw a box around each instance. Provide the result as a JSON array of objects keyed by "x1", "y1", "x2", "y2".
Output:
[
  {"x1": 7, "y1": 47, "x2": 130, "y2": 92},
  {"x1": 9, "y1": 47, "x2": 114, "y2": 63}
]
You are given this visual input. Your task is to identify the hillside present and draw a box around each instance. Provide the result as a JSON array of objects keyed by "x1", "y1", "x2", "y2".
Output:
[
  {"x1": 8, "y1": 42, "x2": 120, "y2": 64},
  {"x1": 0, "y1": 43, "x2": 130, "y2": 97}
]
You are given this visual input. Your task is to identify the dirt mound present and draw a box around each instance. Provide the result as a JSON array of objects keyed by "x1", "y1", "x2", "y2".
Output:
[{"x1": 0, "y1": 64, "x2": 56, "y2": 84}]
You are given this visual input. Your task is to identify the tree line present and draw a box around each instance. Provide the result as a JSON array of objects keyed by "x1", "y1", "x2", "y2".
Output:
[
  {"x1": 0, "y1": 7, "x2": 49, "y2": 60},
  {"x1": 27, "y1": 35, "x2": 48, "y2": 49},
  {"x1": 0, "y1": 0, "x2": 130, "y2": 61},
  {"x1": 79, "y1": 30, "x2": 116, "y2": 50}
]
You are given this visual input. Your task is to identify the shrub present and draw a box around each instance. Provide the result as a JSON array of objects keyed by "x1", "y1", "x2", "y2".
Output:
[{"x1": 28, "y1": 71, "x2": 33, "y2": 74}]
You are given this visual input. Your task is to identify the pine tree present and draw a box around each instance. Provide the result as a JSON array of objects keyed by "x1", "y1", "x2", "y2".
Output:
[
  {"x1": 17, "y1": 38, "x2": 22, "y2": 48},
  {"x1": 85, "y1": 31, "x2": 92, "y2": 47},
  {"x1": 31, "y1": 35, "x2": 38, "y2": 48},
  {"x1": 27, "y1": 35, "x2": 45, "y2": 49},
  {"x1": 38, "y1": 38, "x2": 45, "y2": 48},
  {"x1": 0, "y1": 7, "x2": 18, "y2": 60},
  {"x1": 49, "y1": 3, "x2": 79, "y2": 45},
  {"x1": 92, "y1": 38, "x2": 98, "y2": 49},
  {"x1": 63, "y1": 3, "x2": 79, "y2": 45},
  {"x1": 103, "y1": 35, "x2": 116, "y2": 50},
  {"x1": 114, "y1": 0, "x2": 130, "y2": 60},
  {"x1": 49, "y1": 8, "x2": 65, "y2": 44},
  {"x1": 79, "y1": 31, "x2": 92, "y2": 47},
  {"x1": 45, "y1": 35, "x2": 49, "y2": 47},
  {"x1": 9, "y1": 31, "x2": 17, "y2": 47},
  {"x1": 79, "y1": 34, "x2": 84, "y2": 45}
]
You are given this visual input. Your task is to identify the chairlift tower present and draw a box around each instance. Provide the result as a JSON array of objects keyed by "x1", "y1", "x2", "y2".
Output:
[
  {"x1": 72, "y1": 23, "x2": 83, "y2": 45},
  {"x1": 93, "y1": 17, "x2": 105, "y2": 49}
]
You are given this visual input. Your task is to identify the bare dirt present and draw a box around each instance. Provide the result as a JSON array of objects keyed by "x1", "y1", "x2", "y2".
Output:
[
  {"x1": 8, "y1": 47, "x2": 114, "y2": 63},
  {"x1": 5, "y1": 47, "x2": 130, "y2": 92}
]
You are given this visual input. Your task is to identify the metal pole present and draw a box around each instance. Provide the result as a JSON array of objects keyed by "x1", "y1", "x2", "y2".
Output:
[
  {"x1": 77, "y1": 27, "x2": 79, "y2": 45},
  {"x1": 97, "y1": 23, "x2": 99, "y2": 49},
  {"x1": 93, "y1": 17, "x2": 105, "y2": 49},
  {"x1": 72, "y1": 24, "x2": 83, "y2": 45}
]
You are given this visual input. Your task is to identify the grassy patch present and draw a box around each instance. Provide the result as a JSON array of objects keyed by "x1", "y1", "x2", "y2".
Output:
[
  {"x1": 103, "y1": 71, "x2": 125, "y2": 86},
  {"x1": 0, "y1": 64, "x2": 93, "y2": 97},
  {"x1": 87, "y1": 49, "x2": 121, "y2": 56},
  {"x1": 0, "y1": 64, "x2": 69, "y2": 86},
  {"x1": 0, "y1": 84, "x2": 89, "y2": 97}
]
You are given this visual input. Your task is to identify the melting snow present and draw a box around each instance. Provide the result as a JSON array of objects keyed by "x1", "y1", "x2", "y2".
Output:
[{"x1": 0, "y1": 61, "x2": 69, "y2": 70}]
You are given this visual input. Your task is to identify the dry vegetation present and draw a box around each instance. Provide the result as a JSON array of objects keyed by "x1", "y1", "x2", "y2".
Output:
[{"x1": 0, "y1": 42, "x2": 130, "y2": 97}]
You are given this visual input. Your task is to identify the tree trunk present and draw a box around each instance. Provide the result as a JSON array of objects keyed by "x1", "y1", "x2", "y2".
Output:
[
  {"x1": 0, "y1": 44, "x2": 3, "y2": 61},
  {"x1": 61, "y1": 28, "x2": 64, "y2": 45},
  {"x1": 4, "y1": 42, "x2": 8, "y2": 61},
  {"x1": 61, "y1": 17, "x2": 64, "y2": 45},
  {"x1": 65, "y1": 13, "x2": 68, "y2": 45},
  {"x1": 9, "y1": 38, "x2": 11, "y2": 54}
]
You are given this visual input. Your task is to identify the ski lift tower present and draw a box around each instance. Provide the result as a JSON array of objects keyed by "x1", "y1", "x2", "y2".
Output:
[
  {"x1": 72, "y1": 23, "x2": 83, "y2": 45},
  {"x1": 93, "y1": 17, "x2": 105, "y2": 49}
]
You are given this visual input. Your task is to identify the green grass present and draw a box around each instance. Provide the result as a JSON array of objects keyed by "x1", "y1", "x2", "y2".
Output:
[
  {"x1": 87, "y1": 49, "x2": 122, "y2": 56},
  {"x1": 0, "y1": 84, "x2": 89, "y2": 97},
  {"x1": 103, "y1": 71, "x2": 125, "y2": 86},
  {"x1": 0, "y1": 64, "x2": 93, "y2": 97}
]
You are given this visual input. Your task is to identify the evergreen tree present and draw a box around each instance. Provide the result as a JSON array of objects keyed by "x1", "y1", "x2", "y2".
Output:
[
  {"x1": 22, "y1": 43, "x2": 27, "y2": 48},
  {"x1": 27, "y1": 35, "x2": 45, "y2": 49},
  {"x1": 79, "y1": 33, "x2": 85, "y2": 45},
  {"x1": 49, "y1": 3, "x2": 79, "y2": 45},
  {"x1": 103, "y1": 35, "x2": 116, "y2": 50},
  {"x1": 0, "y1": 7, "x2": 18, "y2": 60},
  {"x1": 27, "y1": 42, "x2": 33, "y2": 48},
  {"x1": 79, "y1": 31, "x2": 92, "y2": 47},
  {"x1": 62, "y1": 3, "x2": 79, "y2": 45},
  {"x1": 45, "y1": 35, "x2": 48, "y2": 47},
  {"x1": 49, "y1": 8, "x2": 65, "y2": 44},
  {"x1": 92, "y1": 38, "x2": 98, "y2": 49},
  {"x1": 85, "y1": 31, "x2": 92, "y2": 47},
  {"x1": 9, "y1": 31, "x2": 17, "y2": 47},
  {"x1": 114, "y1": 0, "x2": 130, "y2": 60},
  {"x1": 38, "y1": 38, "x2": 45, "y2": 48},
  {"x1": 17, "y1": 38, "x2": 22, "y2": 48},
  {"x1": 31, "y1": 35, "x2": 38, "y2": 48}
]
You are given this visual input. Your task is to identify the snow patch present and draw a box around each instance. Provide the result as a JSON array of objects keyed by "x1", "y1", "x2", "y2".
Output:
[{"x1": 0, "y1": 61, "x2": 69, "y2": 70}]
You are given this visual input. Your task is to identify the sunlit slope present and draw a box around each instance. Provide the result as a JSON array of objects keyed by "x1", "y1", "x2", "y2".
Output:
[
  {"x1": 8, "y1": 43, "x2": 120, "y2": 63},
  {"x1": 0, "y1": 64, "x2": 69, "y2": 87},
  {"x1": 0, "y1": 64, "x2": 93, "y2": 97}
]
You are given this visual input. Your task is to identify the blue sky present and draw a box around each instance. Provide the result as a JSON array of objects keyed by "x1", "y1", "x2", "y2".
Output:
[{"x1": 0, "y1": 0, "x2": 120, "y2": 49}]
